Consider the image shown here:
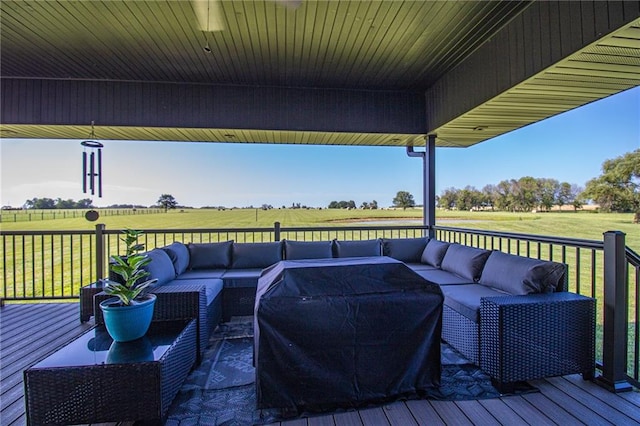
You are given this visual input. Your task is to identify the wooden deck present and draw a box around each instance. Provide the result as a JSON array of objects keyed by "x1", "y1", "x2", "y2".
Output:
[{"x1": 2, "y1": 304, "x2": 640, "y2": 426}]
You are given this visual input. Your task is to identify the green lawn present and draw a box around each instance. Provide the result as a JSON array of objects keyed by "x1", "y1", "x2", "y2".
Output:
[{"x1": 2, "y1": 208, "x2": 637, "y2": 252}]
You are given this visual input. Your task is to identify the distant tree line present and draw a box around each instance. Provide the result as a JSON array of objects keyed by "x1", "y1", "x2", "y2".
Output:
[
  {"x1": 24, "y1": 197, "x2": 95, "y2": 209},
  {"x1": 437, "y1": 178, "x2": 583, "y2": 212}
]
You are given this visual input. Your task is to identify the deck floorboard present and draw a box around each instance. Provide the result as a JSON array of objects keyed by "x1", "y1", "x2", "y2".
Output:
[{"x1": 2, "y1": 303, "x2": 639, "y2": 426}]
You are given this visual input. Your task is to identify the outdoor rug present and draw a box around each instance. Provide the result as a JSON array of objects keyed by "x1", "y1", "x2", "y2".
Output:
[{"x1": 164, "y1": 317, "x2": 537, "y2": 426}]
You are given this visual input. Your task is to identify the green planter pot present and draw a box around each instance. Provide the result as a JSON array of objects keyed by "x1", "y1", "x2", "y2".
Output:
[{"x1": 99, "y1": 294, "x2": 156, "y2": 342}]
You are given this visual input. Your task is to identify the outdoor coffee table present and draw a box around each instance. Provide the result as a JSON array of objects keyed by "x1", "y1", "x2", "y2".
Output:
[{"x1": 23, "y1": 319, "x2": 196, "y2": 425}]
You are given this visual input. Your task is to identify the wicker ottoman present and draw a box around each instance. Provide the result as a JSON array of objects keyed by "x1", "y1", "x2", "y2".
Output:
[{"x1": 24, "y1": 320, "x2": 196, "y2": 425}]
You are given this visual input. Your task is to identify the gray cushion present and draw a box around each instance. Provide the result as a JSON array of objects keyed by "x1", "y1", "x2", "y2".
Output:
[
  {"x1": 161, "y1": 242, "x2": 190, "y2": 275},
  {"x1": 421, "y1": 239, "x2": 450, "y2": 267},
  {"x1": 333, "y1": 239, "x2": 382, "y2": 258},
  {"x1": 479, "y1": 250, "x2": 567, "y2": 294},
  {"x1": 142, "y1": 248, "x2": 177, "y2": 286},
  {"x1": 188, "y1": 241, "x2": 232, "y2": 270},
  {"x1": 222, "y1": 269, "x2": 262, "y2": 288},
  {"x1": 284, "y1": 240, "x2": 333, "y2": 260},
  {"x1": 231, "y1": 242, "x2": 283, "y2": 269},
  {"x1": 382, "y1": 238, "x2": 429, "y2": 263},
  {"x1": 440, "y1": 244, "x2": 491, "y2": 282},
  {"x1": 441, "y1": 284, "x2": 509, "y2": 322},
  {"x1": 415, "y1": 268, "x2": 476, "y2": 285},
  {"x1": 404, "y1": 262, "x2": 438, "y2": 272},
  {"x1": 174, "y1": 269, "x2": 225, "y2": 280}
]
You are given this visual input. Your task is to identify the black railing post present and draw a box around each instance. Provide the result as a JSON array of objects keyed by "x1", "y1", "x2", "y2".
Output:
[
  {"x1": 274, "y1": 222, "x2": 281, "y2": 242},
  {"x1": 597, "y1": 231, "x2": 632, "y2": 392},
  {"x1": 95, "y1": 224, "x2": 106, "y2": 281}
]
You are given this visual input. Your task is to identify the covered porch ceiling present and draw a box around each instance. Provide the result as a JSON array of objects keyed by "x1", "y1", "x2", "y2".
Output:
[{"x1": 1, "y1": 1, "x2": 639, "y2": 147}]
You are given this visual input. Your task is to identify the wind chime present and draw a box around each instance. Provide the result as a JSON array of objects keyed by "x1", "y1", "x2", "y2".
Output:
[{"x1": 81, "y1": 122, "x2": 103, "y2": 222}]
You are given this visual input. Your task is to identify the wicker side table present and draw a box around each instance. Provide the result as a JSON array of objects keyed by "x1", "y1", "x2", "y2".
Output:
[
  {"x1": 24, "y1": 320, "x2": 196, "y2": 425},
  {"x1": 480, "y1": 292, "x2": 595, "y2": 393}
]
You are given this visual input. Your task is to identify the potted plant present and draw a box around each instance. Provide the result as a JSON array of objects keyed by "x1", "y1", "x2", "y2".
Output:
[{"x1": 99, "y1": 229, "x2": 157, "y2": 342}]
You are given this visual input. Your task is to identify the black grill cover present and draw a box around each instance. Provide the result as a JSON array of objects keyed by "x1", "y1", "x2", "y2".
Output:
[{"x1": 254, "y1": 256, "x2": 443, "y2": 411}]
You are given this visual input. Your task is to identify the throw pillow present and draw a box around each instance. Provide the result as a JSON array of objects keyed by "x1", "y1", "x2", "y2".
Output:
[
  {"x1": 333, "y1": 239, "x2": 382, "y2": 258},
  {"x1": 382, "y1": 237, "x2": 429, "y2": 263},
  {"x1": 440, "y1": 244, "x2": 491, "y2": 282},
  {"x1": 188, "y1": 241, "x2": 233, "y2": 269},
  {"x1": 421, "y1": 239, "x2": 450, "y2": 267}
]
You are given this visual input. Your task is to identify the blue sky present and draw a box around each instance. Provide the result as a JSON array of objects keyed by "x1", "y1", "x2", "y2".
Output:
[{"x1": 1, "y1": 86, "x2": 638, "y2": 209}]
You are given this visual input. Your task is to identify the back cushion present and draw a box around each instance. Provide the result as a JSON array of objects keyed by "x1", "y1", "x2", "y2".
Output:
[
  {"x1": 333, "y1": 239, "x2": 382, "y2": 258},
  {"x1": 440, "y1": 244, "x2": 491, "y2": 282},
  {"x1": 161, "y1": 242, "x2": 190, "y2": 275},
  {"x1": 142, "y1": 248, "x2": 177, "y2": 286},
  {"x1": 480, "y1": 250, "x2": 567, "y2": 294},
  {"x1": 382, "y1": 238, "x2": 429, "y2": 263},
  {"x1": 188, "y1": 241, "x2": 233, "y2": 270},
  {"x1": 421, "y1": 239, "x2": 450, "y2": 267},
  {"x1": 284, "y1": 240, "x2": 333, "y2": 260},
  {"x1": 231, "y1": 241, "x2": 283, "y2": 269}
]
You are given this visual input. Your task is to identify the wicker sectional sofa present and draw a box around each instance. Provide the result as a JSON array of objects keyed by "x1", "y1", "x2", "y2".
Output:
[{"x1": 94, "y1": 237, "x2": 595, "y2": 392}]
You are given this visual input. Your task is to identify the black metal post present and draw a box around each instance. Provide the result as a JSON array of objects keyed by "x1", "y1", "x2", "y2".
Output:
[
  {"x1": 426, "y1": 135, "x2": 436, "y2": 239},
  {"x1": 596, "y1": 230, "x2": 632, "y2": 392},
  {"x1": 274, "y1": 221, "x2": 281, "y2": 242},
  {"x1": 95, "y1": 224, "x2": 106, "y2": 281},
  {"x1": 406, "y1": 135, "x2": 436, "y2": 239}
]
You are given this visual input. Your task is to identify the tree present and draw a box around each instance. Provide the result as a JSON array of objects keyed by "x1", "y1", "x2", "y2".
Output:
[
  {"x1": 537, "y1": 178, "x2": 559, "y2": 211},
  {"x1": 392, "y1": 191, "x2": 415, "y2": 210},
  {"x1": 582, "y1": 149, "x2": 640, "y2": 215},
  {"x1": 157, "y1": 194, "x2": 178, "y2": 212},
  {"x1": 439, "y1": 187, "x2": 458, "y2": 210},
  {"x1": 557, "y1": 182, "x2": 573, "y2": 209}
]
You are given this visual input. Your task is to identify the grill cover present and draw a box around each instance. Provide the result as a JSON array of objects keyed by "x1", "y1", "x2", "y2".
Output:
[{"x1": 254, "y1": 256, "x2": 443, "y2": 411}]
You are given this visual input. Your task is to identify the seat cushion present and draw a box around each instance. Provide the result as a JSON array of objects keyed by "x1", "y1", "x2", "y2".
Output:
[
  {"x1": 414, "y1": 268, "x2": 476, "y2": 286},
  {"x1": 174, "y1": 269, "x2": 225, "y2": 280},
  {"x1": 161, "y1": 242, "x2": 190, "y2": 275},
  {"x1": 440, "y1": 244, "x2": 491, "y2": 282},
  {"x1": 188, "y1": 241, "x2": 232, "y2": 269},
  {"x1": 479, "y1": 250, "x2": 567, "y2": 294},
  {"x1": 404, "y1": 262, "x2": 438, "y2": 272},
  {"x1": 333, "y1": 239, "x2": 382, "y2": 258},
  {"x1": 231, "y1": 242, "x2": 283, "y2": 269},
  {"x1": 441, "y1": 284, "x2": 509, "y2": 322},
  {"x1": 142, "y1": 248, "x2": 177, "y2": 286},
  {"x1": 284, "y1": 240, "x2": 333, "y2": 260},
  {"x1": 382, "y1": 237, "x2": 429, "y2": 263},
  {"x1": 421, "y1": 240, "x2": 450, "y2": 267},
  {"x1": 222, "y1": 269, "x2": 262, "y2": 288}
]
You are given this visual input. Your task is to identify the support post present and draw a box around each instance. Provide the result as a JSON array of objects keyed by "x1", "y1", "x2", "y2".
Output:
[
  {"x1": 425, "y1": 134, "x2": 436, "y2": 239},
  {"x1": 406, "y1": 135, "x2": 436, "y2": 239},
  {"x1": 596, "y1": 231, "x2": 632, "y2": 392},
  {"x1": 95, "y1": 224, "x2": 106, "y2": 281},
  {"x1": 274, "y1": 221, "x2": 281, "y2": 242}
]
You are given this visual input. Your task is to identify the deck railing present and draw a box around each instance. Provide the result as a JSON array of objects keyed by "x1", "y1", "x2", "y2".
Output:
[{"x1": 0, "y1": 223, "x2": 637, "y2": 389}]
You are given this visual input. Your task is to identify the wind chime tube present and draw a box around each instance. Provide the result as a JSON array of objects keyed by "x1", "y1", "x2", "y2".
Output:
[
  {"x1": 97, "y1": 148, "x2": 103, "y2": 198},
  {"x1": 89, "y1": 152, "x2": 95, "y2": 195},
  {"x1": 82, "y1": 151, "x2": 87, "y2": 193}
]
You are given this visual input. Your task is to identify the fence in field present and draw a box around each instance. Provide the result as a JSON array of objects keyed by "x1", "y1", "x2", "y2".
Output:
[
  {"x1": 0, "y1": 208, "x2": 164, "y2": 223},
  {"x1": 0, "y1": 223, "x2": 638, "y2": 388}
]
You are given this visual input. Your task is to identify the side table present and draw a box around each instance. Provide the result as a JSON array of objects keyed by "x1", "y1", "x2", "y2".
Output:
[
  {"x1": 24, "y1": 319, "x2": 196, "y2": 425},
  {"x1": 480, "y1": 292, "x2": 596, "y2": 393}
]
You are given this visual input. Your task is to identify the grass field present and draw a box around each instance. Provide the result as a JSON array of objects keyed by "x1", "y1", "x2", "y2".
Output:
[{"x1": 2, "y1": 208, "x2": 638, "y2": 252}]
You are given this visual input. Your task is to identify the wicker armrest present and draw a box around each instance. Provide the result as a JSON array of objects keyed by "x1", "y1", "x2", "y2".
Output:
[
  {"x1": 93, "y1": 283, "x2": 208, "y2": 360},
  {"x1": 480, "y1": 292, "x2": 595, "y2": 392}
]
